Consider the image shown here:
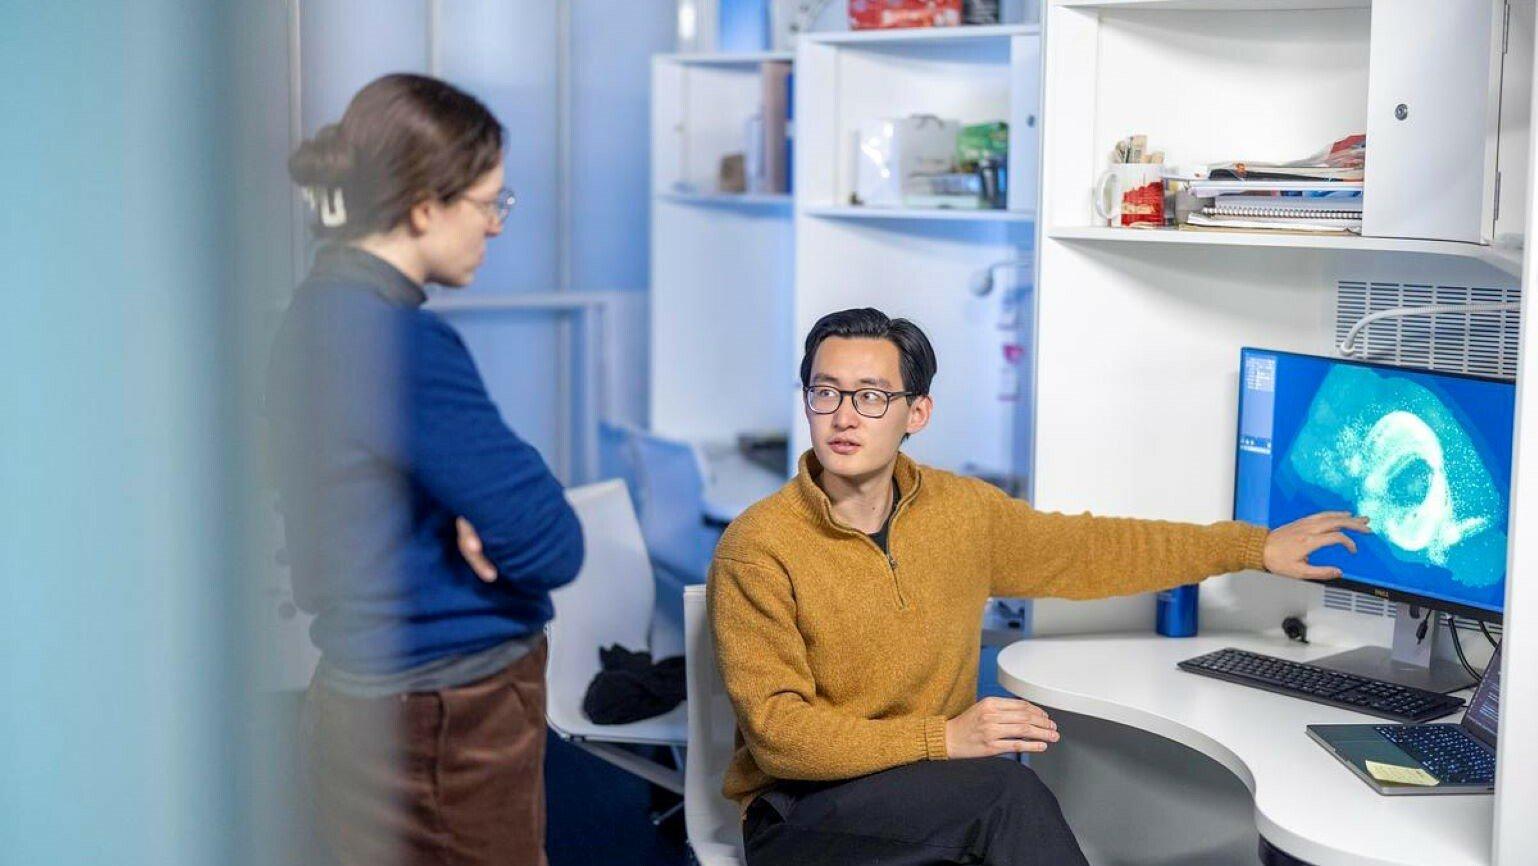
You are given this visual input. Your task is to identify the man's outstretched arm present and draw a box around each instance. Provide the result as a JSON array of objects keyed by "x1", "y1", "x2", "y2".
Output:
[{"x1": 980, "y1": 483, "x2": 1368, "y2": 599}]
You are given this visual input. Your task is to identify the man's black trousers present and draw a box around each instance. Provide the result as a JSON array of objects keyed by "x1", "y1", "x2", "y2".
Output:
[{"x1": 742, "y1": 757, "x2": 1091, "y2": 866}]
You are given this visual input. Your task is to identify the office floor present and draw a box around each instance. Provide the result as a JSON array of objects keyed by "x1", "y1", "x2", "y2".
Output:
[{"x1": 545, "y1": 731, "x2": 689, "y2": 866}]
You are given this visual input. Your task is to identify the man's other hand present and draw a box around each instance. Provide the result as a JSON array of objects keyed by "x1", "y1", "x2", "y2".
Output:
[
  {"x1": 944, "y1": 697, "x2": 1060, "y2": 759},
  {"x1": 457, "y1": 517, "x2": 498, "y2": 582},
  {"x1": 1263, "y1": 511, "x2": 1371, "y2": 581}
]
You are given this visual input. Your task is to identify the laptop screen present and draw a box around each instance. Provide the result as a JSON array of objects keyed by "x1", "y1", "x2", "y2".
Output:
[{"x1": 1461, "y1": 642, "x2": 1502, "y2": 749}]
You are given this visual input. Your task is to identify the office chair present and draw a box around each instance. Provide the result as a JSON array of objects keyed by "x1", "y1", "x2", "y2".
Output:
[
  {"x1": 631, "y1": 431, "x2": 723, "y2": 657},
  {"x1": 683, "y1": 585, "x2": 746, "y2": 865},
  {"x1": 597, "y1": 419, "x2": 644, "y2": 508},
  {"x1": 546, "y1": 481, "x2": 687, "y2": 804}
]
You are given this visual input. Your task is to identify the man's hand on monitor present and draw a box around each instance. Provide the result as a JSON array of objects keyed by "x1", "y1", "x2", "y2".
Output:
[
  {"x1": 945, "y1": 696, "x2": 1060, "y2": 759},
  {"x1": 1262, "y1": 511, "x2": 1371, "y2": 580},
  {"x1": 457, "y1": 517, "x2": 498, "y2": 583}
]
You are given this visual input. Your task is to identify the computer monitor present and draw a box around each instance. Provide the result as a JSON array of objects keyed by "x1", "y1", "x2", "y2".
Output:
[{"x1": 1234, "y1": 348, "x2": 1515, "y2": 688}]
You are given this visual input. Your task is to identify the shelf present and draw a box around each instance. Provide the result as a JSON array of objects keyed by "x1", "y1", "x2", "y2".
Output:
[
  {"x1": 806, "y1": 204, "x2": 1034, "y2": 223},
  {"x1": 1052, "y1": 0, "x2": 1366, "y2": 10},
  {"x1": 1047, "y1": 226, "x2": 1523, "y2": 276},
  {"x1": 659, "y1": 192, "x2": 793, "y2": 208},
  {"x1": 805, "y1": 23, "x2": 1038, "y2": 46},
  {"x1": 659, "y1": 50, "x2": 794, "y2": 65}
]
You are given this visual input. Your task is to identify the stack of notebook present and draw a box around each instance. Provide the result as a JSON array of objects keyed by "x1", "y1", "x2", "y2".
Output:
[{"x1": 1182, "y1": 182, "x2": 1363, "y2": 234}]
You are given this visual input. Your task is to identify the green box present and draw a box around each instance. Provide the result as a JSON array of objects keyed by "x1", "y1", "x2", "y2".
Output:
[{"x1": 957, "y1": 122, "x2": 1008, "y2": 168}]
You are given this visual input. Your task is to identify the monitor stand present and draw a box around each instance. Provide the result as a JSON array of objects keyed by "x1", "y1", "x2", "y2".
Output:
[{"x1": 1308, "y1": 603, "x2": 1477, "y2": 694}]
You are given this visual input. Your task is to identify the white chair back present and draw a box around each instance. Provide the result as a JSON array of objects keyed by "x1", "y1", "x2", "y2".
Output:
[
  {"x1": 684, "y1": 585, "x2": 747, "y2": 865},
  {"x1": 546, "y1": 480, "x2": 684, "y2": 746}
]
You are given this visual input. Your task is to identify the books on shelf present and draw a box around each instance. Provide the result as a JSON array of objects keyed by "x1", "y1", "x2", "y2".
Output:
[
  {"x1": 1180, "y1": 185, "x2": 1363, "y2": 233},
  {"x1": 1187, "y1": 180, "x2": 1363, "y2": 197},
  {"x1": 1185, "y1": 213, "x2": 1360, "y2": 234},
  {"x1": 1170, "y1": 134, "x2": 1366, "y2": 234},
  {"x1": 1203, "y1": 194, "x2": 1363, "y2": 223},
  {"x1": 1208, "y1": 194, "x2": 1362, "y2": 214},
  {"x1": 1173, "y1": 136, "x2": 1365, "y2": 235},
  {"x1": 1201, "y1": 133, "x2": 1366, "y2": 183},
  {"x1": 759, "y1": 60, "x2": 793, "y2": 194}
]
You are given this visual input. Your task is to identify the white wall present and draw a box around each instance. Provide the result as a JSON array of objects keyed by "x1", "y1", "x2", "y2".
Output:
[
  {"x1": 293, "y1": 0, "x2": 669, "y2": 475},
  {"x1": 1494, "y1": 25, "x2": 1538, "y2": 851}
]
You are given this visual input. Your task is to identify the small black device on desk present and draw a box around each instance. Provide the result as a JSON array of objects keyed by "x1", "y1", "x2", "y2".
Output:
[
  {"x1": 737, "y1": 431, "x2": 789, "y2": 475},
  {"x1": 1178, "y1": 647, "x2": 1465, "y2": 723},
  {"x1": 1307, "y1": 642, "x2": 1501, "y2": 795}
]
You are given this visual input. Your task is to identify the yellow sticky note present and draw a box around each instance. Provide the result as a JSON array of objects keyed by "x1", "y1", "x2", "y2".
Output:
[{"x1": 1365, "y1": 760, "x2": 1440, "y2": 787}]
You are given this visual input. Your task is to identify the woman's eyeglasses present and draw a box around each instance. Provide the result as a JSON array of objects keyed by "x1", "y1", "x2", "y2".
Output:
[{"x1": 463, "y1": 187, "x2": 517, "y2": 223}]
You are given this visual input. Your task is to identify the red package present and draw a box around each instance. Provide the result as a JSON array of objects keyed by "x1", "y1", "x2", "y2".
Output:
[{"x1": 848, "y1": 0, "x2": 962, "y2": 30}]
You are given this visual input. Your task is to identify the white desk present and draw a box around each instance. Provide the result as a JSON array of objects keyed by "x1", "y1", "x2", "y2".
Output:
[
  {"x1": 698, "y1": 444, "x2": 786, "y2": 525},
  {"x1": 997, "y1": 633, "x2": 1490, "y2": 866}
]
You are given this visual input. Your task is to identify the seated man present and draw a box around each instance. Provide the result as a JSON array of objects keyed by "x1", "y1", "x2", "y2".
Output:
[{"x1": 709, "y1": 308, "x2": 1368, "y2": 866}]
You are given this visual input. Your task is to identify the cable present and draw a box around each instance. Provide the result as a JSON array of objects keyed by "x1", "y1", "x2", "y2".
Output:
[
  {"x1": 1446, "y1": 618, "x2": 1483, "y2": 681},
  {"x1": 1478, "y1": 620, "x2": 1499, "y2": 649},
  {"x1": 1336, "y1": 302, "x2": 1521, "y2": 358}
]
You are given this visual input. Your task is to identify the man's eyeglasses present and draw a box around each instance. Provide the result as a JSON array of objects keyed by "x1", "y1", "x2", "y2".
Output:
[
  {"x1": 463, "y1": 187, "x2": 517, "y2": 223},
  {"x1": 804, "y1": 385, "x2": 915, "y2": 419}
]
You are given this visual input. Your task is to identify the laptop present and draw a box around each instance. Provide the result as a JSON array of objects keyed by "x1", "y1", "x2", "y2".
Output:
[{"x1": 1307, "y1": 643, "x2": 1501, "y2": 795}]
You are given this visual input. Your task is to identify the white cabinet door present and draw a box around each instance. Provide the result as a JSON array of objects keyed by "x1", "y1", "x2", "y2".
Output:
[
  {"x1": 1008, "y1": 33, "x2": 1042, "y2": 214},
  {"x1": 1364, "y1": 0, "x2": 1505, "y2": 244},
  {"x1": 1495, "y1": 0, "x2": 1533, "y2": 246}
]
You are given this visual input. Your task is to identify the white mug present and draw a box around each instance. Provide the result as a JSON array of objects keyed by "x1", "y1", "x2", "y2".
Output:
[{"x1": 1093, "y1": 163, "x2": 1165, "y2": 227}]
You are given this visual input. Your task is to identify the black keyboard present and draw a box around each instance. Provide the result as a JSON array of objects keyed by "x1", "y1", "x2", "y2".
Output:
[
  {"x1": 1376, "y1": 725, "x2": 1495, "y2": 784},
  {"x1": 1178, "y1": 648, "x2": 1465, "y2": 723}
]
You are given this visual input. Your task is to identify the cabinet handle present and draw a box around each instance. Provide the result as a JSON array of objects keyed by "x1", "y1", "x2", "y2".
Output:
[{"x1": 1395, "y1": 103, "x2": 1409, "y2": 121}]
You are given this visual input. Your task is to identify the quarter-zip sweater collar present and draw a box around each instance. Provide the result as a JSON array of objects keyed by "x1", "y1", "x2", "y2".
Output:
[{"x1": 785, "y1": 449, "x2": 923, "y2": 533}]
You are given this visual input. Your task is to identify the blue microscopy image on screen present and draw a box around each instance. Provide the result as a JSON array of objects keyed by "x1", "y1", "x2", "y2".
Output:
[{"x1": 1266, "y1": 358, "x2": 1513, "y2": 612}]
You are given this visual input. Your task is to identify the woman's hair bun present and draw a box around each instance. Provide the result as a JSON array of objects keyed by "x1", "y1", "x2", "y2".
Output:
[
  {"x1": 287, "y1": 123, "x2": 354, "y2": 188},
  {"x1": 289, "y1": 74, "x2": 503, "y2": 240}
]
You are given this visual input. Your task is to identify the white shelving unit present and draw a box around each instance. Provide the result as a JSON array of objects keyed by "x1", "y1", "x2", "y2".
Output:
[
  {"x1": 1042, "y1": 0, "x2": 1528, "y2": 274},
  {"x1": 807, "y1": 22, "x2": 1038, "y2": 44},
  {"x1": 808, "y1": 204, "x2": 1036, "y2": 222},
  {"x1": 658, "y1": 192, "x2": 792, "y2": 207},
  {"x1": 666, "y1": 50, "x2": 794, "y2": 65},
  {"x1": 1050, "y1": 225, "x2": 1526, "y2": 274},
  {"x1": 1032, "y1": 1, "x2": 1535, "y2": 861},
  {"x1": 1033, "y1": 0, "x2": 1531, "y2": 635},
  {"x1": 649, "y1": 53, "x2": 796, "y2": 450},
  {"x1": 791, "y1": 25, "x2": 1043, "y2": 480}
]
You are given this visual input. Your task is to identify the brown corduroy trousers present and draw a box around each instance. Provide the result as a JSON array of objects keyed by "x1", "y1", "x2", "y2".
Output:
[{"x1": 304, "y1": 638, "x2": 549, "y2": 866}]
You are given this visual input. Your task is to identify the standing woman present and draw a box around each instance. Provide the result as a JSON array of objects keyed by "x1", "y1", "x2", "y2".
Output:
[{"x1": 267, "y1": 74, "x2": 583, "y2": 866}]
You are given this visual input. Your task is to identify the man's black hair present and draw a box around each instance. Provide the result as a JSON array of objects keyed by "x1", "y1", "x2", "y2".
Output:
[{"x1": 799, "y1": 308, "x2": 938, "y2": 397}]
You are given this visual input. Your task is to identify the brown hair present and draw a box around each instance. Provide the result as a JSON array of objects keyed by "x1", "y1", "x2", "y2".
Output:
[{"x1": 288, "y1": 73, "x2": 503, "y2": 241}]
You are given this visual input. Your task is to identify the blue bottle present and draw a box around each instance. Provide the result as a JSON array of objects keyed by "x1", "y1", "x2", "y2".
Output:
[{"x1": 1156, "y1": 584, "x2": 1199, "y2": 637}]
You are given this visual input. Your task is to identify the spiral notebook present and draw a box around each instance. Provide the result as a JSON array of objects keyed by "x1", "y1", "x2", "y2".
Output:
[
  {"x1": 1186, "y1": 213, "x2": 1360, "y2": 233},
  {"x1": 1203, "y1": 205, "x2": 1363, "y2": 220},
  {"x1": 1206, "y1": 193, "x2": 1362, "y2": 220}
]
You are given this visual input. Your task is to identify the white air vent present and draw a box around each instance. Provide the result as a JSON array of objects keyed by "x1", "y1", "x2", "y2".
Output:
[
  {"x1": 1336, "y1": 281, "x2": 1521, "y2": 380},
  {"x1": 1327, "y1": 280, "x2": 1521, "y2": 618}
]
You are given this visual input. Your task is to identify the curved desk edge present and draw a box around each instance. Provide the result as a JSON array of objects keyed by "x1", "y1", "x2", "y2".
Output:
[{"x1": 996, "y1": 635, "x2": 1491, "y2": 866}]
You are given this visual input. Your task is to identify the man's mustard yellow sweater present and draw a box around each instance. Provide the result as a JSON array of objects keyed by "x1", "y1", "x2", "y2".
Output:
[{"x1": 707, "y1": 451, "x2": 1268, "y2": 809}]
